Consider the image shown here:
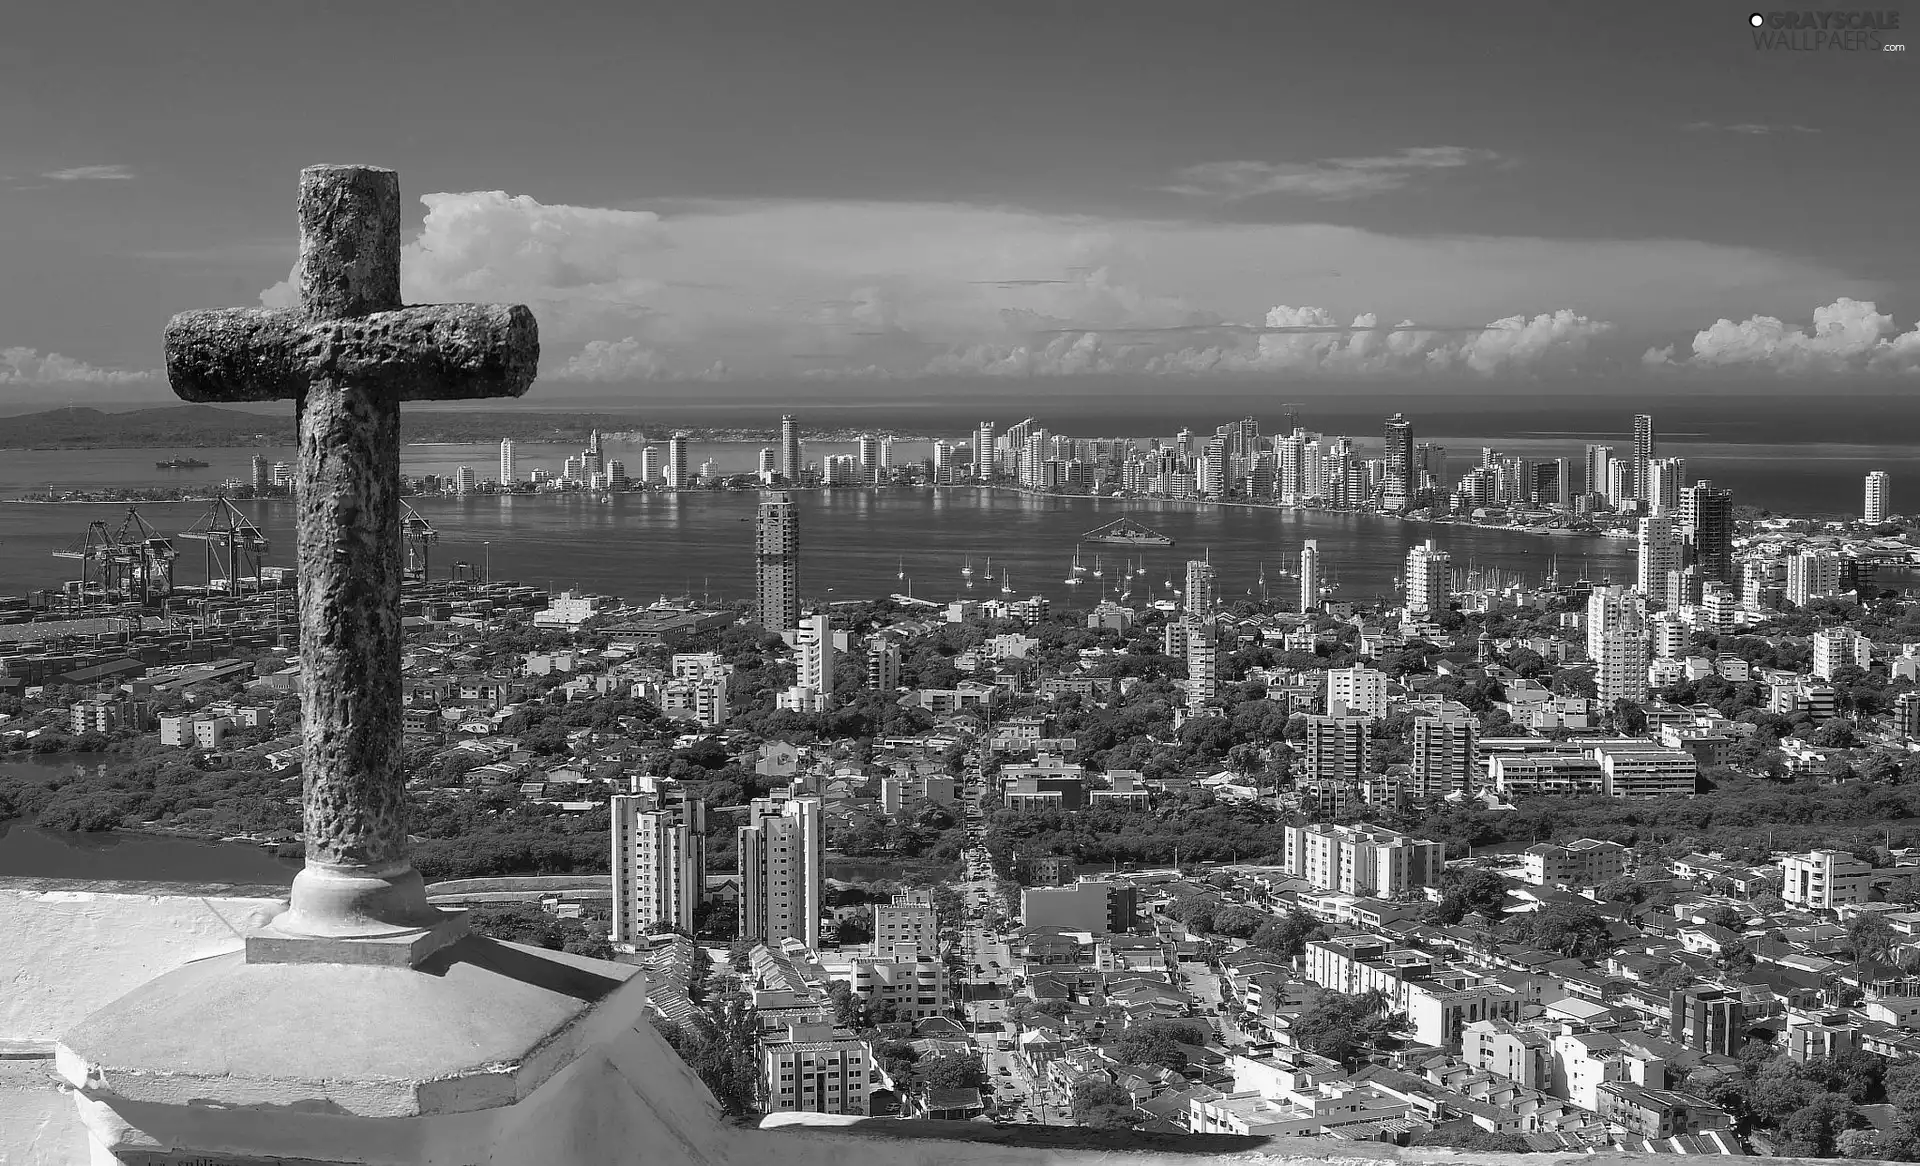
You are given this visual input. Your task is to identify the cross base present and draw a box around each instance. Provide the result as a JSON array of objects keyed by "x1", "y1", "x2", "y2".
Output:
[{"x1": 246, "y1": 911, "x2": 470, "y2": 968}]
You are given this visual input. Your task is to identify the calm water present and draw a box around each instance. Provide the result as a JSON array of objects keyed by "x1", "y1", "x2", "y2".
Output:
[
  {"x1": 0, "y1": 443, "x2": 1639, "y2": 606},
  {"x1": 0, "y1": 756, "x2": 299, "y2": 884}
]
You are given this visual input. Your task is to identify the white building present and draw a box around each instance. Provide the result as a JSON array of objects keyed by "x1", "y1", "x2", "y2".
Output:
[
  {"x1": 1403, "y1": 539, "x2": 1450, "y2": 616},
  {"x1": 1299, "y1": 539, "x2": 1321, "y2": 612},
  {"x1": 1410, "y1": 711, "x2": 1476, "y2": 799},
  {"x1": 795, "y1": 611, "x2": 835, "y2": 698},
  {"x1": 1636, "y1": 516, "x2": 1682, "y2": 601},
  {"x1": 760, "y1": 1022, "x2": 871, "y2": 1117},
  {"x1": 1282, "y1": 823, "x2": 1443, "y2": 898},
  {"x1": 1812, "y1": 626, "x2": 1871, "y2": 680},
  {"x1": 1325, "y1": 665, "x2": 1389, "y2": 719},
  {"x1": 1865, "y1": 470, "x2": 1891, "y2": 523},
  {"x1": 739, "y1": 794, "x2": 823, "y2": 949},
  {"x1": 1587, "y1": 585, "x2": 1649, "y2": 705},
  {"x1": 610, "y1": 789, "x2": 707, "y2": 942},
  {"x1": 665, "y1": 432, "x2": 689, "y2": 489},
  {"x1": 1780, "y1": 848, "x2": 1871, "y2": 911},
  {"x1": 497, "y1": 438, "x2": 516, "y2": 485}
]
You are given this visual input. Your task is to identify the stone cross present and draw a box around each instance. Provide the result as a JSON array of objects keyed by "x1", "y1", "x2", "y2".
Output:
[{"x1": 166, "y1": 165, "x2": 538, "y2": 955}]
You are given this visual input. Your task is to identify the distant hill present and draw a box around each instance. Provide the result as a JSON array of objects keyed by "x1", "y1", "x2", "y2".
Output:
[{"x1": 0, "y1": 406, "x2": 650, "y2": 449}]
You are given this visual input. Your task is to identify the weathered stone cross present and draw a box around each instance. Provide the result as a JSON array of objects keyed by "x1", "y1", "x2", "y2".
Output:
[{"x1": 166, "y1": 165, "x2": 538, "y2": 955}]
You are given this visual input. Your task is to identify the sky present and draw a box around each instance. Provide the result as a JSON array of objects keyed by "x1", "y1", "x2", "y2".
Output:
[{"x1": 2, "y1": 0, "x2": 1916, "y2": 406}]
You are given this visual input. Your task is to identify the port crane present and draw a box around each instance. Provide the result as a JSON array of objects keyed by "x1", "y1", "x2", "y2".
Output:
[
  {"x1": 401, "y1": 502, "x2": 439, "y2": 582},
  {"x1": 177, "y1": 497, "x2": 269, "y2": 597},
  {"x1": 51, "y1": 506, "x2": 177, "y2": 606}
]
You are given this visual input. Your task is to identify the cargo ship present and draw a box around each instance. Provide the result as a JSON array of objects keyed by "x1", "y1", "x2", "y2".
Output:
[
  {"x1": 156, "y1": 458, "x2": 210, "y2": 469},
  {"x1": 1082, "y1": 517, "x2": 1174, "y2": 547}
]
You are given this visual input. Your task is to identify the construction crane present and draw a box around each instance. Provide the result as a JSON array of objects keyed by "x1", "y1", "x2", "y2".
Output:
[
  {"x1": 177, "y1": 496, "x2": 269, "y2": 597},
  {"x1": 401, "y1": 501, "x2": 439, "y2": 582},
  {"x1": 50, "y1": 507, "x2": 176, "y2": 606}
]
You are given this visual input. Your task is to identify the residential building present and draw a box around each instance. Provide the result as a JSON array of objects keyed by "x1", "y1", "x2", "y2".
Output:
[
  {"x1": 665, "y1": 432, "x2": 689, "y2": 489},
  {"x1": 1682, "y1": 480, "x2": 1734, "y2": 582},
  {"x1": 780, "y1": 414, "x2": 801, "y2": 482},
  {"x1": 1410, "y1": 711, "x2": 1476, "y2": 798},
  {"x1": 1282, "y1": 823, "x2": 1443, "y2": 898},
  {"x1": 1632, "y1": 413, "x2": 1656, "y2": 503},
  {"x1": 1866, "y1": 470, "x2": 1891, "y2": 523},
  {"x1": 1812, "y1": 626, "x2": 1871, "y2": 680},
  {"x1": 1521, "y1": 839, "x2": 1628, "y2": 887},
  {"x1": 1022, "y1": 880, "x2": 1137, "y2": 935},
  {"x1": 1786, "y1": 550, "x2": 1842, "y2": 607},
  {"x1": 610, "y1": 788, "x2": 708, "y2": 942},
  {"x1": 1587, "y1": 585, "x2": 1649, "y2": 705},
  {"x1": 761, "y1": 1022, "x2": 871, "y2": 1117},
  {"x1": 1403, "y1": 539, "x2": 1450, "y2": 615},
  {"x1": 1589, "y1": 742, "x2": 1697, "y2": 798},
  {"x1": 498, "y1": 437, "x2": 516, "y2": 485},
  {"x1": 739, "y1": 795, "x2": 823, "y2": 949},
  {"x1": 820, "y1": 950, "x2": 949, "y2": 1021},
  {"x1": 1636, "y1": 516, "x2": 1682, "y2": 601},
  {"x1": 756, "y1": 492, "x2": 800, "y2": 633},
  {"x1": 873, "y1": 895, "x2": 938, "y2": 957},
  {"x1": 865, "y1": 638, "x2": 900, "y2": 692},
  {"x1": 1779, "y1": 848, "x2": 1871, "y2": 911},
  {"x1": 1302, "y1": 713, "x2": 1371, "y2": 784},
  {"x1": 1299, "y1": 539, "x2": 1321, "y2": 611},
  {"x1": 1383, "y1": 413, "x2": 1414, "y2": 510},
  {"x1": 1325, "y1": 665, "x2": 1388, "y2": 718},
  {"x1": 1670, "y1": 986, "x2": 1744, "y2": 1056},
  {"x1": 1183, "y1": 619, "x2": 1218, "y2": 713}
]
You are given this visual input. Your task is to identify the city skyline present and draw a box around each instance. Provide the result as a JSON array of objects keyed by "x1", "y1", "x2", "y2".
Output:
[{"x1": 3, "y1": 3, "x2": 1917, "y2": 398}]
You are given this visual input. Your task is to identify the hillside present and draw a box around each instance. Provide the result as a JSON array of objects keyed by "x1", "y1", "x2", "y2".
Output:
[{"x1": 0, "y1": 406, "x2": 648, "y2": 449}]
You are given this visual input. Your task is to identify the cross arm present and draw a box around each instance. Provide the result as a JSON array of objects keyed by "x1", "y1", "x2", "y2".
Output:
[{"x1": 165, "y1": 303, "x2": 539, "y2": 402}]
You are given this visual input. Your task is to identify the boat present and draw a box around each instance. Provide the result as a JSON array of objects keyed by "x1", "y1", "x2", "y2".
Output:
[
  {"x1": 897, "y1": 556, "x2": 905, "y2": 582},
  {"x1": 156, "y1": 458, "x2": 209, "y2": 469},
  {"x1": 1082, "y1": 516, "x2": 1175, "y2": 547},
  {"x1": 961, "y1": 556, "x2": 974, "y2": 582},
  {"x1": 1091, "y1": 556, "x2": 1103, "y2": 579},
  {"x1": 1000, "y1": 568, "x2": 1013, "y2": 595}
]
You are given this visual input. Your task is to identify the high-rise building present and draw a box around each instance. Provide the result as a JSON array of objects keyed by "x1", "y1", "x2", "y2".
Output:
[
  {"x1": 1866, "y1": 471, "x2": 1891, "y2": 524},
  {"x1": 1414, "y1": 442, "x2": 1448, "y2": 497},
  {"x1": 780, "y1": 414, "x2": 801, "y2": 483},
  {"x1": 1895, "y1": 691, "x2": 1920, "y2": 741},
  {"x1": 1812, "y1": 626, "x2": 1870, "y2": 681},
  {"x1": 638, "y1": 446, "x2": 660, "y2": 484},
  {"x1": 1587, "y1": 585, "x2": 1649, "y2": 704},
  {"x1": 1631, "y1": 413, "x2": 1656, "y2": 502},
  {"x1": 610, "y1": 787, "x2": 708, "y2": 942},
  {"x1": 1787, "y1": 550, "x2": 1841, "y2": 607},
  {"x1": 1636, "y1": 516, "x2": 1682, "y2": 601},
  {"x1": 1646, "y1": 457, "x2": 1686, "y2": 517},
  {"x1": 756, "y1": 447, "x2": 776, "y2": 480},
  {"x1": 453, "y1": 465, "x2": 476, "y2": 494},
  {"x1": 1403, "y1": 539, "x2": 1450, "y2": 615},
  {"x1": 250, "y1": 455, "x2": 269, "y2": 492},
  {"x1": 1183, "y1": 620, "x2": 1217, "y2": 713},
  {"x1": 1303, "y1": 714, "x2": 1372, "y2": 783},
  {"x1": 1584, "y1": 444, "x2": 1615, "y2": 499},
  {"x1": 606, "y1": 459, "x2": 627, "y2": 489},
  {"x1": 1411, "y1": 712, "x2": 1477, "y2": 799},
  {"x1": 1683, "y1": 480, "x2": 1734, "y2": 582},
  {"x1": 975, "y1": 421, "x2": 997, "y2": 479},
  {"x1": 738, "y1": 794, "x2": 823, "y2": 949},
  {"x1": 756, "y1": 493, "x2": 800, "y2": 632},
  {"x1": 1281, "y1": 823, "x2": 1443, "y2": 898},
  {"x1": 1382, "y1": 413, "x2": 1414, "y2": 511},
  {"x1": 1184, "y1": 559, "x2": 1217, "y2": 620},
  {"x1": 931, "y1": 441, "x2": 953, "y2": 484},
  {"x1": 866, "y1": 637, "x2": 900, "y2": 692},
  {"x1": 665, "y1": 433, "x2": 689, "y2": 490},
  {"x1": 493, "y1": 437, "x2": 515, "y2": 487},
  {"x1": 1325, "y1": 665, "x2": 1389, "y2": 718},
  {"x1": 796, "y1": 611, "x2": 835, "y2": 698},
  {"x1": 1299, "y1": 540, "x2": 1321, "y2": 612},
  {"x1": 856, "y1": 434, "x2": 880, "y2": 485}
]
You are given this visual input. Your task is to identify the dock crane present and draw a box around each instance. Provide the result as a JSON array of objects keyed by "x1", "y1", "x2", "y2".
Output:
[
  {"x1": 401, "y1": 502, "x2": 439, "y2": 582},
  {"x1": 177, "y1": 496, "x2": 269, "y2": 597},
  {"x1": 50, "y1": 506, "x2": 177, "y2": 606}
]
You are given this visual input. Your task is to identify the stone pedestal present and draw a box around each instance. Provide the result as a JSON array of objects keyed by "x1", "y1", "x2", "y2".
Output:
[{"x1": 56, "y1": 934, "x2": 716, "y2": 1165}]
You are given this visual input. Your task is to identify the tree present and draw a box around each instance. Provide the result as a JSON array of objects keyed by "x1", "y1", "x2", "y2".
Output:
[
  {"x1": 728, "y1": 937, "x2": 754, "y2": 972},
  {"x1": 1519, "y1": 902, "x2": 1612, "y2": 958},
  {"x1": 919, "y1": 1051, "x2": 987, "y2": 1091},
  {"x1": 1113, "y1": 1020, "x2": 1207, "y2": 1072},
  {"x1": 826, "y1": 980, "x2": 862, "y2": 1028},
  {"x1": 1288, "y1": 990, "x2": 1402, "y2": 1069},
  {"x1": 1774, "y1": 1090, "x2": 1867, "y2": 1158},
  {"x1": 1250, "y1": 909, "x2": 1325, "y2": 958},
  {"x1": 1429, "y1": 868, "x2": 1511, "y2": 925},
  {"x1": 1850, "y1": 912, "x2": 1897, "y2": 965},
  {"x1": 1070, "y1": 1080, "x2": 1141, "y2": 1130}
]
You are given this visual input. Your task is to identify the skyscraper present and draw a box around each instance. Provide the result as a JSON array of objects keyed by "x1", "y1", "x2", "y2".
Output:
[
  {"x1": 610, "y1": 786, "x2": 708, "y2": 942},
  {"x1": 975, "y1": 421, "x2": 996, "y2": 479},
  {"x1": 1403, "y1": 539, "x2": 1450, "y2": 616},
  {"x1": 1183, "y1": 620, "x2": 1217, "y2": 714},
  {"x1": 1411, "y1": 711, "x2": 1477, "y2": 799},
  {"x1": 1587, "y1": 585, "x2": 1649, "y2": 705},
  {"x1": 1683, "y1": 480, "x2": 1734, "y2": 582},
  {"x1": 780, "y1": 414, "x2": 801, "y2": 483},
  {"x1": 250, "y1": 455, "x2": 269, "y2": 492},
  {"x1": 1299, "y1": 540, "x2": 1321, "y2": 612},
  {"x1": 1184, "y1": 559, "x2": 1216, "y2": 620},
  {"x1": 498, "y1": 438, "x2": 516, "y2": 486},
  {"x1": 606, "y1": 459, "x2": 626, "y2": 489},
  {"x1": 756, "y1": 493, "x2": 800, "y2": 632},
  {"x1": 1584, "y1": 444, "x2": 1615, "y2": 499},
  {"x1": 666, "y1": 432, "x2": 689, "y2": 489},
  {"x1": 757, "y1": 447, "x2": 776, "y2": 479},
  {"x1": 453, "y1": 465, "x2": 476, "y2": 494},
  {"x1": 1646, "y1": 457, "x2": 1686, "y2": 517},
  {"x1": 638, "y1": 445, "x2": 660, "y2": 485},
  {"x1": 1787, "y1": 550, "x2": 1841, "y2": 607},
  {"x1": 1865, "y1": 471, "x2": 1891, "y2": 523},
  {"x1": 738, "y1": 794, "x2": 823, "y2": 949},
  {"x1": 1382, "y1": 413, "x2": 1414, "y2": 511},
  {"x1": 1414, "y1": 442, "x2": 1448, "y2": 498},
  {"x1": 1631, "y1": 413, "x2": 1656, "y2": 503},
  {"x1": 1636, "y1": 516, "x2": 1683, "y2": 601},
  {"x1": 856, "y1": 434, "x2": 880, "y2": 485}
]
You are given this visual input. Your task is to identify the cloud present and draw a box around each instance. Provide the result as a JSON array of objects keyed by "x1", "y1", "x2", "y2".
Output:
[
  {"x1": 1651, "y1": 298, "x2": 1920, "y2": 374},
  {"x1": 40, "y1": 165, "x2": 136, "y2": 181},
  {"x1": 254, "y1": 189, "x2": 1863, "y2": 382},
  {"x1": 1165, "y1": 147, "x2": 1499, "y2": 201},
  {"x1": 0, "y1": 347, "x2": 156, "y2": 385},
  {"x1": 929, "y1": 306, "x2": 1611, "y2": 378},
  {"x1": 1681, "y1": 121, "x2": 1819, "y2": 135}
]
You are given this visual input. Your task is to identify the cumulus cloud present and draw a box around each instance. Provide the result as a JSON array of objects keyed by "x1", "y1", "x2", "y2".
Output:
[
  {"x1": 1166, "y1": 147, "x2": 1499, "y2": 201},
  {"x1": 254, "y1": 188, "x2": 1863, "y2": 382},
  {"x1": 930, "y1": 307, "x2": 1611, "y2": 378},
  {"x1": 1653, "y1": 298, "x2": 1920, "y2": 374},
  {"x1": 0, "y1": 347, "x2": 156, "y2": 385},
  {"x1": 40, "y1": 164, "x2": 136, "y2": 181}
]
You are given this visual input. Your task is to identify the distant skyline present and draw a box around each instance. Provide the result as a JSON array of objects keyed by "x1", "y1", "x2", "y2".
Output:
[{"x1": 3, "y1": 1, "x2": 1916, "y2": 401}]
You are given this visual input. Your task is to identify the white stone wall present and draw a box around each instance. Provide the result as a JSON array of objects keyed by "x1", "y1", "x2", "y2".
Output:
[{"x1": 0, "y1": 882, "x2": 285, "y2": 1165}]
